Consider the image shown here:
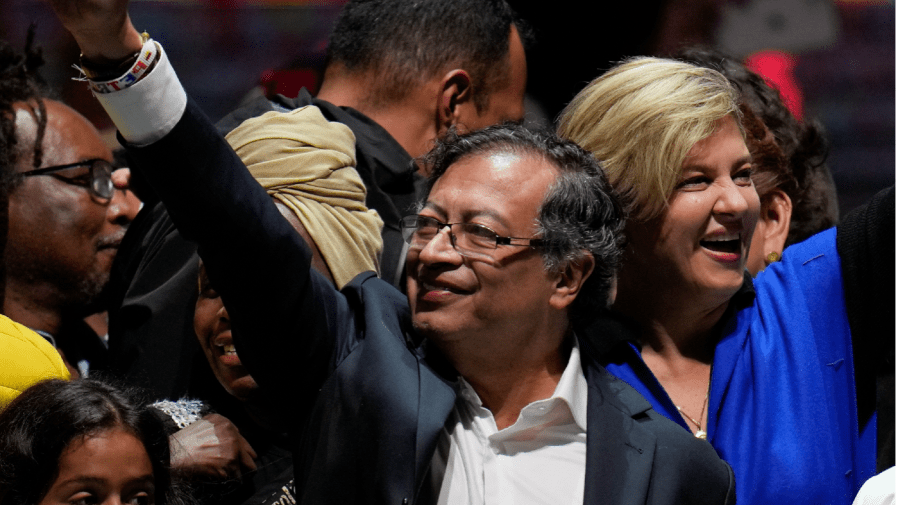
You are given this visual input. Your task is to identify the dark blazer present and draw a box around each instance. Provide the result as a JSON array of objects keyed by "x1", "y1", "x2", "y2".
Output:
[
  {"x1": 105, "y1": 88, "x2": 420, "y2": 399},
  {"x1": 126, "y1": 99, "x2": 736, "y2": 505},
  {"x1": 104, "y1": 201, "x2": 205, "y2": 399}
]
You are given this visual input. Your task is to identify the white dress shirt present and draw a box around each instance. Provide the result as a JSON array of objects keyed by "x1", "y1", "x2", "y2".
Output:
[{"x1": 432, "y1": 340, "x2": 588, "y2": 505}]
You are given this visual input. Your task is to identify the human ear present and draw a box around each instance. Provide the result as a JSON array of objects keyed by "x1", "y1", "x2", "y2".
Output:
[
  {"x1": 549, "y1": 253, "x2": 595, "y2": 311},
  {"x1": 436, "y1": 69, "x2": 472, "y2": 135},
  {"x1": 760, "y1": 190, "x2": 793, "y2": 261}
]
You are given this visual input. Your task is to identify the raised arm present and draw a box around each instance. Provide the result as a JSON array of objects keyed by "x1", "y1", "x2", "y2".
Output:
[
  {"x1": 48, "y1": 0, "x2": 342, "y2": 399},
  {"x1": 126, "y1": 99, "x2": 337, "y2": 395},
  {"x1": 50, "y1": 0, "x2": 143, "y2": 64}
]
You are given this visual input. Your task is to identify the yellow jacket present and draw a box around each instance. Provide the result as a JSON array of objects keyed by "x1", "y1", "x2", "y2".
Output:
[{"x1": 0, "y1": 315, "x2": 70, "y2": 408}]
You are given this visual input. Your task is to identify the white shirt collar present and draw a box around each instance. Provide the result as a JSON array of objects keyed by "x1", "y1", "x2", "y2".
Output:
[
  {"x1": 456, "y1": 337, "x2": 588, "y2": 431},
  {"x1": 555, "y1": 338, "x2": 589, "y2": 430}
]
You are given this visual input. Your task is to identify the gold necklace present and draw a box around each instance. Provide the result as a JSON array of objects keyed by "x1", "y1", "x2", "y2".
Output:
[
  {"x1": 676, "y1": 367, "x2": 712, "y2": 440},
  {"x1": 676, "y1": 394, "x2": 708, "y2": 439}
]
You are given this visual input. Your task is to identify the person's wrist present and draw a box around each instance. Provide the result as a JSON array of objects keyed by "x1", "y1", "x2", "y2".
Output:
[
  {"x1": 74, "y1": 18, "x2": 144, "y2": 66},
  {"x1": 79, "y1": 31, "x2": 149, "y2": 81}
]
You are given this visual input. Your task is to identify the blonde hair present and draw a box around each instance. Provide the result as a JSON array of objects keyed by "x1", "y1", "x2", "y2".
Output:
[{"x1": 557, "y1": 57, "x2": 741, "y2": 221}]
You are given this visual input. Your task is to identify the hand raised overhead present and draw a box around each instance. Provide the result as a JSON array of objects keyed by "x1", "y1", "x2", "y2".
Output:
[{"x1": 48, "y1": 0, "x2": 144, "y2": 64}]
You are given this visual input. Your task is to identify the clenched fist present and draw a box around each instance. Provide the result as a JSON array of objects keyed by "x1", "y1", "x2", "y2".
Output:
[{"x1": 48, "y1": 0, "x2": 143, "y2": 64}]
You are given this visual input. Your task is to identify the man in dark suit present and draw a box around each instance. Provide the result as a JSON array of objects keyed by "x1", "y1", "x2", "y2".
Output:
[
  {"x1": 101, "y1": 0, "x2": 529, "y2": 403},
  {"x1": 51, "y1": 1, "x2": 736, "y2": 503}
]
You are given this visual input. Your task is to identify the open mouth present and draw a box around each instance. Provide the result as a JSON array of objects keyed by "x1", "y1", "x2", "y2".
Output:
[
  {"x1": 700, "y1": 237, "x2": 741, "y2": 254},
  {"x1": 699, "y1": 231, "x2": 743, "y2": 259},
  {"x1": 212, "y1": 340, "x2": 242, "y2": 366}
]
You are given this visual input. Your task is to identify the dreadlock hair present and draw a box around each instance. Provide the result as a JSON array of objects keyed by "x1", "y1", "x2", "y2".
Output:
[
  {"x1": 0, "y1": 25, "x2": 48, "y2": 310},
  {"x1": 0, "y1": 25, "x2": 49, "y2": 190}
]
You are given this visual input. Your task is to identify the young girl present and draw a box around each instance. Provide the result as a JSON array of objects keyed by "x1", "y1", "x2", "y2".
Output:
[{"x1": 0, "y1": 379, "x2": 189, "y2": 505}]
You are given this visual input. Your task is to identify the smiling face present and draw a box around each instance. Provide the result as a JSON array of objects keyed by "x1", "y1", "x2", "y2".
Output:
[
  {"x1": 6, "y1": 100, "x2": 135, "y2": 309},
  {"x1": 406, "y1": 150, "x2": 563, "y2": 349},
  {"x1": 194, "y1": 263, "x2": 258, "y2": 401},
  {"x1": 624, "y1": 115, "x2": 760, "y2": 304},
  {"x1": 38, "y1": 427, "x2": 156, "y2": 505}
]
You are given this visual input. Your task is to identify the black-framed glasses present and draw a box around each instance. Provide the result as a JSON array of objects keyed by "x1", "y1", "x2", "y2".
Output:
[
  {"x1": 20, "y1": 159, "x2": 114, "y2": 200},
  {"x1": 400, "y1": 215, "x2": 544, "y2": 256}
]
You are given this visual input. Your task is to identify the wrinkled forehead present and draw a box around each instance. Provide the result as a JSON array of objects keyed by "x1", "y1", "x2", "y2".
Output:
[{"x1": 425, "y1": 149, "x2": 558, "y2": 224}]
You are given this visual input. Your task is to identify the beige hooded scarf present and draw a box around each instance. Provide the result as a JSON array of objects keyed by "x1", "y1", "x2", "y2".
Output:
[{"x1": 225, "y1": 105, "x2": 384, "y2": 288}]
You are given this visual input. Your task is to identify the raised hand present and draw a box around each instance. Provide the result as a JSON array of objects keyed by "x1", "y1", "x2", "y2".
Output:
[{"x1": 47, "y1": 0, "x2": 143, "y2": 64}]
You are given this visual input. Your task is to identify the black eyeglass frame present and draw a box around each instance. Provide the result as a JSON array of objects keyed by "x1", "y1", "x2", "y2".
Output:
[
  {"x1": 400, "y1": 214, "x2": 546, "y2": 252},
  {"x1": 19, "y1": 159, "x2": 115, "y2": 200}
]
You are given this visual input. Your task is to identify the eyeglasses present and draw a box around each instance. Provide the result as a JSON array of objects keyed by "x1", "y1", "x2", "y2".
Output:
[
  {"x1": 400, "y1": 215, "x2": 544, "y2": 257},
  {"x1": 20, "y1": 159, "x2": 114, "y2": 200}
]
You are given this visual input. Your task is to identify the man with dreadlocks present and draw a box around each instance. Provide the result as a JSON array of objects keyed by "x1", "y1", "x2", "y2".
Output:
[
  {"x1": 0, "y1": 29, "x2": 72, "y2": 407},
  {"x1": 0, "y1": 31, "x2": 139, "y2": 378}
]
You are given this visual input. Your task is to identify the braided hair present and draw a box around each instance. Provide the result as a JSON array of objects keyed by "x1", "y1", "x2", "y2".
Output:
[
  {"x1": 0, "y1": 25, "x2": 49, "y2": 310},
  {"x1": 0, "y1": 25, "x2": 48, "y2": 189}
]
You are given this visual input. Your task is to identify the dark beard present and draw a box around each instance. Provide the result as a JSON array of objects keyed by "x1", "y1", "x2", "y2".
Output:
[{"x1": 6, "y1": 258, "x2": 109, "y2": 317}]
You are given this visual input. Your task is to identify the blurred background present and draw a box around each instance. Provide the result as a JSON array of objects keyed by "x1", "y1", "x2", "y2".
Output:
[{"x1": 0, "y1": 0, "x2": 893, "y2": 215}]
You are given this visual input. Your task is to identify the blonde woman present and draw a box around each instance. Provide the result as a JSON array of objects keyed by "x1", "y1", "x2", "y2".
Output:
[{"x1": 559, "y1": 57, "x2": 892, "y2": 505}]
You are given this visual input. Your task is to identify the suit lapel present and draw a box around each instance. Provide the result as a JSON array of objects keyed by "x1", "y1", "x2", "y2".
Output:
[
  {"x1": 413, "y1": 344, "x2": 458, "y2": 499},
  {"x1": 580, "y1": 335, "x2": 658, "y2": 505}
]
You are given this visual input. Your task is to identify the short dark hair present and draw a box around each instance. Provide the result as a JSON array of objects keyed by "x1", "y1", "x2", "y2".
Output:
[
  {"x1": 676, "y1": 46, "x2": 839, "y2": 245},
  {"x1": 0, "y1": 379, "x2": 186, "y2": 505},
  {"x1": 422, "y1": 123, "x2": 625, "y2": 312},
  {"x1": 325, "y1": 0, "x2": 530, "y2": 111}
]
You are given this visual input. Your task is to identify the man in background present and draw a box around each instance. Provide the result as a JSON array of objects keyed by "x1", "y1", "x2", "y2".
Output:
[
  {"x1": 0, "y1": 35, "x2": 138, "y2": 378},
  {"x1": 219, "y1": 0, "x2": 530, "y2": 285}
]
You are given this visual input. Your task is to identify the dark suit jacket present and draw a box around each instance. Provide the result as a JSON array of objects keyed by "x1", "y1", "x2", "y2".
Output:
[
  {"x1": 104, "y1": 201, "x2": 206, "y2": 399},
  {"x1": 104, "y1": 90, "x2": 420, "y2": 399},
  {"x1": 126, "y1": 99, "x2": 735, "y2": 505}
]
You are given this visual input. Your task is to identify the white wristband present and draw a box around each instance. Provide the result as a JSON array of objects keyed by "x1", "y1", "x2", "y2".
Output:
[
  {"x1": 89, "y1": 38, "x2": 159, "y2": 94},
  {"x1": 92, "y1": 43, "x2": 187, "y2": 146}
]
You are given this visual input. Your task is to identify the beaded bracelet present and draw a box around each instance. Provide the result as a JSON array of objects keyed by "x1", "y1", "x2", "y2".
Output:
[
  {"x1": 85, "y1": 35, "x2": 159, "y2": 94},
  {"x1": 79, "y1": 31, "x2": 150, "y2": 80}
]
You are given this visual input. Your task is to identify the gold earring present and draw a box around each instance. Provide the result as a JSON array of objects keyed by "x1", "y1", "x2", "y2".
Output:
[{"x1": 765, "y1": 251, "x2": 781, "y2": 265}]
